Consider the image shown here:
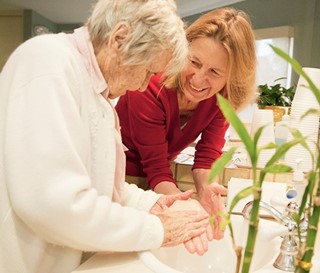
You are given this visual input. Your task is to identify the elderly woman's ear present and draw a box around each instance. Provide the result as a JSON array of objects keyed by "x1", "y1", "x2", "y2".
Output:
[{"x1": 109, "y1": 22, "x2": 131, "y2": 50}]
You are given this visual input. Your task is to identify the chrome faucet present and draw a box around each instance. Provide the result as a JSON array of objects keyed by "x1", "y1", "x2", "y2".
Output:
[
  {"x1": 241, "y1": 200, "x2": 308, "y2": 272},
  {"x1": 242, "y1": 200, "x2": 296, "y2": 227}
]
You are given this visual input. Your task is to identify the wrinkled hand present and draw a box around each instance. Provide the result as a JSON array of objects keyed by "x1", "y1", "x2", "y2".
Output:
[
  {"x1": 156, "y1": 209, "x2": 209, "y2": 249},
  {"x1": 149, "y1": 190, "x2": 194, "y2": 214},
  {"x1": 166, "y1": 199, "x2": 213, "y2": 255},
  {"x1": 199, "y1": 183, "x2": 227, "y2": 240}
]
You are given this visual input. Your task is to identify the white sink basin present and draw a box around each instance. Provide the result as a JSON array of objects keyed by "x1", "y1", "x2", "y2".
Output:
[{"x1": 139, "y1": 215, "x2": 286, "y2": 273}]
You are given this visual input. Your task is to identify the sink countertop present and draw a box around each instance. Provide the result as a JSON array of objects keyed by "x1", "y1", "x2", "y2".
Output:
[
  {"x1": 72, "y1": 252, "x2": 153, "y2": 273},
  {"x1": 72, "y1": 252, "x2": 286, "y2": 273}
]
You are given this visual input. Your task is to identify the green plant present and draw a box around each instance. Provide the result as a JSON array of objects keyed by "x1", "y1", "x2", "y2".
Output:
[
  {"x1": 272, "y1": 45, "x2": 320, "y2": 273},
  {"x1": 207, "y1": 46, "x2": 319, "y2": 273},
  {"x1": 258, "y1": 78, "x2": 295, "y2": 107},
  {"x1": 209, "y1": 94, "x2": 303, "y2": 273}
]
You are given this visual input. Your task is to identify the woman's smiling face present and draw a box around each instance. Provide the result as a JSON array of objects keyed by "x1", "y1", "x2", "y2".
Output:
[{"x1": 180, "y1": 37, "x2": 229, "y2": 103}]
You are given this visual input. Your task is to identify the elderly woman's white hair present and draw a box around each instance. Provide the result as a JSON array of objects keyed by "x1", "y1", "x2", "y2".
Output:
[{"x1": 86, "y1": 0, "x2": 188, "y2": 85}]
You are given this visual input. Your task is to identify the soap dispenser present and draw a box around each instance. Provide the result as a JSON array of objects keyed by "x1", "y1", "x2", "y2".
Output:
[
  {"x1": 291, "y1": 158, "x2": 306, "y2": 205},
  {"x1": 275, "y1": 113, "x2": 290, "y2": 147}
]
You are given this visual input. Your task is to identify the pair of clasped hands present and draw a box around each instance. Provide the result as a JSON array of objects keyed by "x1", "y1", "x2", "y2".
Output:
[{"x1": 149, "y1": 184, "x2": 227, "y2": 256}]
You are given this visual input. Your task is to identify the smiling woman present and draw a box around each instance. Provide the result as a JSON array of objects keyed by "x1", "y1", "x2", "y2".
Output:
[
  {"x1": 115, "y1": 7, "x2": 257, "y2": 249},
  {"x1": 179, "y1": 37, "x2": 229, "y2": 104}
]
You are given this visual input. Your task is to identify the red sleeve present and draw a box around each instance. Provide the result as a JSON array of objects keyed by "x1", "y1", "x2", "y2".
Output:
[
  {"x1": 126, "y1": 76, "x2": 177, "y2": 189},
  {"x1": 193, "y1": 104, "x2": 229, "y2": 170}
]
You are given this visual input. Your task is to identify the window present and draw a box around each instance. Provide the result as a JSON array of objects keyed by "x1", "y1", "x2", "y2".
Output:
[
  {"x1": 229, "y1": 26, "x2": 295, "y2": 139},
  {"x1": 255, "y1": 26, "x2": 294, "y2": 88}
]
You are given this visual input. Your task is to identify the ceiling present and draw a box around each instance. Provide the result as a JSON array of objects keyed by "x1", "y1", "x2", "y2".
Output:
[{"x1": 0, "y1": 0, "x2": 244, "y2": 24}]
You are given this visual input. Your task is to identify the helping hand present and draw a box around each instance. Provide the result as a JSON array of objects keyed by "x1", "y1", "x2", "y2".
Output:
[{"x1": 199, "y1": 183, "x2": 227, "y2": 240}]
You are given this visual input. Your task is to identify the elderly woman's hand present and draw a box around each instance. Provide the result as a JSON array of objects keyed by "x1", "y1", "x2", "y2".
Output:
[
  {"x1": 156, "y1": 208, "x2": 209, "y2": 250},
  {"x1": 165, "y1": 199, "x2": 213, "y2": 255},
  {"x1": 149, "y1": 190, "x2": 194, "y2": 214},
  {"x1": 198, "y1": 183, "x2": 228, "y2": 240}
]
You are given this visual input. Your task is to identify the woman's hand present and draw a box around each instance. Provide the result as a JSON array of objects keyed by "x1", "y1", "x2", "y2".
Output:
[{"x1": 198, "y1": 183, "x2": 227, "y2": 240}]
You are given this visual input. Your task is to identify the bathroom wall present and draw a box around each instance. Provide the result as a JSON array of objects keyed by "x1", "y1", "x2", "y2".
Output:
[
  {"x1": 0, "y1": 11, "x2": 23, "y2": 70},
  {"x1": 23, "y1": 9, "x2": 80, "y2": 38},
  {"x1": 0, "y1": 10, "x2": 79, "y2": 71},
  {"x1": 23, "y1": 9, "x2": 58, "y2": 40},
  {"x1": 0, "y1": 0, "x2": 319, "y2": 72},
  {"x1": 184, "y1": 0, "x2": 320, "y2": 71}
]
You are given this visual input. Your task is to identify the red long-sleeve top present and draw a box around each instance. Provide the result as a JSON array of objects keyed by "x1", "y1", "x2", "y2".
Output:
[{"x1": 115, "y1": 74, "x2": 229, "y2": 190}]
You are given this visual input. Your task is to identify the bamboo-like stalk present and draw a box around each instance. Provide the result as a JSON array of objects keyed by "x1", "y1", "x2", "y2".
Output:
[
  {"x1": 269, "y1": 45, "x2": 320, "y2": 273},
  {"x1": 215, "y1": 95, "x2": 299, "y2": 273},
  {"x1": 235, "y1": 246, "x2": 243, "y2": 273},
  {"x1": 295, "y1": 184, "x2": 320, "y2": 273},
  {"x1": 217, "y1": 46, "x2": 320, "y2": 273},
  {"x1": 296, "y1": 207, "x2": 320, "y2": 273},
  {"x1": 241, "y1": 165, "x2": 266, "y2": 273},
  {"x1": 241, "y1": 195, "x2": 260, "y2": 273}
]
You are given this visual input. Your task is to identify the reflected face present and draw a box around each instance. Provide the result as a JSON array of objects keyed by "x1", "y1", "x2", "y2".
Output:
[{"x1": 180, "y1": 37, "x2": 229, "y2": 103}]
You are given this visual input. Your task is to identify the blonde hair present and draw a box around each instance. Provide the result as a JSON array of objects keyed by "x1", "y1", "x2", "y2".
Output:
[
  {"x1": 86, "y1": 0, "x2": 188, "y2": 84},
  {"x1": 169, "y1": 7, "x2": 256, "y2": 111}
]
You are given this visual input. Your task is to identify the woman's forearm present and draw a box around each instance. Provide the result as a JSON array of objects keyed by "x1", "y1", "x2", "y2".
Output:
[
  {"x1": 154, "y1": 181, "x2": 181, "y2": 195},
  {"x1": 193, "y1": 168, "x2": 219, "y2": 197}
]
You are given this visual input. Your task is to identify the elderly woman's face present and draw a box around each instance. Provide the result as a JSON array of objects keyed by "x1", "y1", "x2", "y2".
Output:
[
  {"x1": 180, "y1": 37, "x2": 229, "y2": 103},
  {"x1": 113, "y1": 51, "x2": 171, "y2": 99},
  {"x1": 98, "y1": 48, "x2": 171, "y2": 99},
  {"x1": 95, "y1": 23, "x2": 173, "y2": 99}
]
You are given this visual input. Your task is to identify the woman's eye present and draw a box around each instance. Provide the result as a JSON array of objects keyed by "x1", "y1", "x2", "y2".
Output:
[
  {"x1": 210, "y1": 69, "x2": 216, "y2": 74},
  {"x1": 190, "y1": 59, "x2": 200, "y2": 67},
  {"x1": 210, "y1": 69, "x2": 219, "y2": 76}
]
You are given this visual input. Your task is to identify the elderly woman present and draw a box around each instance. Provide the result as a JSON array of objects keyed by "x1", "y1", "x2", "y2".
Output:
[
  {"x1": 0, "y1": 1, "x2": 211, "y2": 273},
  {"x1": 116, "y1": 7, "x2": 257, "y2": 243}
]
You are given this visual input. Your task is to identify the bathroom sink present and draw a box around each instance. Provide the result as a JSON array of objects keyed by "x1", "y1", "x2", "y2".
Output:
[{"x1": 139, "y1": 215, "x2": 285, "y2": 273}]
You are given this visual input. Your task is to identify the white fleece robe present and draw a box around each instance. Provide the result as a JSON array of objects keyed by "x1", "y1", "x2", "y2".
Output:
[{"x1": 0, "y1": 27, "x2": 163, "y2": 273}]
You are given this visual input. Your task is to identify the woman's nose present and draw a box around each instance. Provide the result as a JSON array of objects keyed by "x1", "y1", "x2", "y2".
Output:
[{"x1": 192, "y1": 69, "x2": 207, "y2": 84}]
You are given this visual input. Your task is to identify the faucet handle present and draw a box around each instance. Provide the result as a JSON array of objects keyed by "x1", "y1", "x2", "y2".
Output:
[
  {"x1": 284, "y1": 201, "x2": 299, "y2": 218},
  {"x1": 273, "y1": 232, "x2": 298, "y2": 271},
  {"x1": 273, "y1": 219, "x2": 299, "y2": 271}
]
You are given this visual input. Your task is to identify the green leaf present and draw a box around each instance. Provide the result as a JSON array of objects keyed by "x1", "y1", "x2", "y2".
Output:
[
  {"x1": 207, "y1": 147, "x2": 238, "y2": 184},
  {"x1": 265, "y1": 136, "x2": 303, "y2": 167},
  {"x1": 298, "y1": 173, "x2": 315, "y2": 216},
  {"x1": 217, "y1": 95, "x2": 254, "y2": 155},
  {"x1": 258, "y1": 142, "x2": 277, "y2": 151},
  {"x1": 271, "y1": 45, "x2": 320, "y2": 105},
  {"x1": 262, "y1": 164, "x2": 292, "y2": 174},
  {"x1": 252, "y1": 126, "x2": 264, "y2": 148},
  {"x1": 290, "y1": 128, "x2": 314, "y2": 162},
  {"x1": 228, "y1": 186, "x2": 253, "y2": 214},
  {"x1": 301, "y1": 109, "x2": 320, "y2": 120},
  {"x1": 257, "y1": 78, "x2": 295, "y2": 107}
]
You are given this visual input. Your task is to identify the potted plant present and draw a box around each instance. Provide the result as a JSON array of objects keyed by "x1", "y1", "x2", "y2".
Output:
[
  {"x1": 257, "y1": 78, "x2": 296, "y2": 122},
  {"x1": 208, "y1": 46, "x2": 319, "y2": 273}
]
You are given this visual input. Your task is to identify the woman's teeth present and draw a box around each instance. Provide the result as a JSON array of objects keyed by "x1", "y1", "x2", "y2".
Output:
[{"x1": 190, "y1": 84, "x2": 205, "y2": 92}]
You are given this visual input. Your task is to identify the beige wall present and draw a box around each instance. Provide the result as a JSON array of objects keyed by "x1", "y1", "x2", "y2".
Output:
[
  {"x1": 184, "y1": 0, "x2": 320, "y2": 74},
  {"x1": 0, "y1": 11, "x2": 23, "y2": 71}
]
